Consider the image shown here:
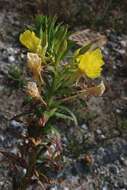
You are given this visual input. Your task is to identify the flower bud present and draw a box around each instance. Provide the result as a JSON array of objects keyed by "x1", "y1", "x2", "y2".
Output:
[
  {"x1": 26, "y1": 82, "x2": 41, "y2": 100},
  {"x1": 27, "y1": 52, "x2": 42, "y2": 81}
]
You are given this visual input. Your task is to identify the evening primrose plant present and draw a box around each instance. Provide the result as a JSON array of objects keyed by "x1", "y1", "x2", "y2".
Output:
[{"x1": 4, "y1": 16, "x2": 105, "y2": 189}]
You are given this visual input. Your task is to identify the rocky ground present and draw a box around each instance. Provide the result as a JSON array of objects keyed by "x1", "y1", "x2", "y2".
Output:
[{"x1": 0, "y1": 1, "x2": 127, "y2": 190}]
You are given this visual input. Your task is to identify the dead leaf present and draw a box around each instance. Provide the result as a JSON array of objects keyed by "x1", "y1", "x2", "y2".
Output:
[
  {"x1": 70, "y1": 29, "x2": 107, "y2": 48},
  {"x1": 87, "y1": 81, "x2": 105, "y2": 96}
]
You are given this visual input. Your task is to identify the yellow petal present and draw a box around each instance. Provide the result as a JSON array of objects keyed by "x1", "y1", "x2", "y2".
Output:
[
  {"x1": 78, "y1": 48, "x2": 104, "y2": 79},
  {"x1": 19, "y1": 30, "x2": 41, "y2": 52}
]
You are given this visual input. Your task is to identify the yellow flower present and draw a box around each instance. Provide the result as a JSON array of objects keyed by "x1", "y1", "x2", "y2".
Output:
[
  {"x1": 19, "y1": 30, "x2": 42, "y2": 53},
  {"x1": 78, "y1": 48, "x2": 104, "y2": 79},
  {"x1": 27, "y1": 53, "x2": 42, "y2": 81}
]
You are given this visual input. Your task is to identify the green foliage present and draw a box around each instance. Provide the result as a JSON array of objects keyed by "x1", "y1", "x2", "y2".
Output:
[
  {"x1": 34, "y1": 16, "x2": 70, "y2": 64},
  {"x1": 18, "y1": 15, "x2": 105, "y2": 138},
  {"x1": 4, "y1": 15, "x2": 105, "y2": 188}
]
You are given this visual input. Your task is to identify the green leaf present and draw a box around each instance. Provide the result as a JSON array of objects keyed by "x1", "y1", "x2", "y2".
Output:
[
  {"x1": 56, "y1": 39, "x2": 68, "y2": 63},
  {"x1": 35, "y1": 15, "x2": 69, "y2": 63},
  {"x1": 23, "y1": 96, "x2": 33, "y2": 105},
  {"x1": 57, "y1": 106, "x2": 78, "y2": 126},
  {"x1": 54, "y1": 112, "x2": 74, "y2": 121},
  {"x1": 35, "y1": 106, "x2": 45, "y2": 117},
  {"x1": 42, "y1": 123, "x2": 60, "y2": 136},
  {"x1": 79, "y1": 42, "x2": 92, "y2": 54},
  {"x1": 43, "y1": 108, "x2": 58, "y2": 121}
]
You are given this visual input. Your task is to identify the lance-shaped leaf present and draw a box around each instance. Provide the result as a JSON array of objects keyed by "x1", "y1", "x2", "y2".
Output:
[
  {"x1": 38, "y1": 108, "x2": 58, "y2": 127},
  {"x1": 56, "y1": 105, "x2": 78, "y2": 126},
  {"x1": 34, "y1": 16, "x2": 69, "y2": 64}
]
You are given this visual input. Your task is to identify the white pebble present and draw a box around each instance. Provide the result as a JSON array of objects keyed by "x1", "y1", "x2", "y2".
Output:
[
  {"x1": 64, "y1": 188, "x2": 69, "y2": 190},
  {"x1": 8, "y1": 55, "x2": 15, "y2": 63},
  {"x1": 96, "y1": 129, "x2": 102, "y2": 135},
  {"x1": 81, "y1": 124, "x2": 88, "y2": 130},
  {"x1": 120, "y1": 40, "x2": 127, "y2": 48}
]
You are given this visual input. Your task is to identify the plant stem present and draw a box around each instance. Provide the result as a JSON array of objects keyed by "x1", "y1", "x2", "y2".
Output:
[
  {"x1": 59, "y1": 89, "x2": 88, "y2": 102},
  {"x1": 10, "y1": 111, "x2": 33, "y2": 121},
  {"x1": 18, "y1": 146, "x2": 37, "y2": 190}
]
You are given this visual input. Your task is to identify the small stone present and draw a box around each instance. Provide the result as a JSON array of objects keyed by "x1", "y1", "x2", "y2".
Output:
[
  {"x1": 118, "y1": 180, "x2": 126, "y2": 188},
  {"x1": 107, "y1": 42, "x2": 114, "y2": 49},
  {"x1": 81, "y1": 124, "x2": 88, "y2": 130},
  {"x1": 112, "y1": 130, "x2": 120, "y2": 136},
  {"x1": 113, "y1": 65, "x2": 117, "y2": 69},
  {"x1": 116, "y1": 109, "x2": 121, "y2": 113},
  {"x1": 14, "y1": 48, "x2": 20, "y2": 54},
  {"x1": 7, "y1": 47, "x2": 14, "y2": 54},
  {"x1": 109, "y1": 165, "x2": 119, "y2": 174},
  {"x1": 23, "y1": 169, "x2": 27, "y2": 175},
  {"x1": 120, "y1": 168, "x2": 125, "y2": 173},
  {"x1": 9, "y1": 120, "x2": 27, "y2": 136},
  {"x1": 49, "y1": 185, "x2": 58, "y2": 190},
  {"x1": 96, "y1": 129, "x2": 102, "y2": 135},
  {"x1": 74, "y1": 131, "x2": 84, "y2": 144},
  {"x1": 3, "y1": 134, "x2": 17, "y2": 148},
  {"x1": 114, "y1": 182, "x2": 118, "y2": 188},
  {"x1": 120, "y1": 40, "x2": 127, "y2": 48},
  {"x1": 100, "y1": 134, "x2": 106, "y2": 140},
  {"x1": 0, "y1": 181, "x2": 4, "y2": 186},
  {"x1": 0, "y1": 134, "x2": 5, "y2": 142},
  {"x1": 118, "y1": 49, "x2": 126, "y2": 55},
  {"x1": 63, "y1": 188, "x2": 69, "y2": 190},
  {"x1": 8, "y1": 55, "x2": 15, "y2": 63},
  {"x1": 20, "y1": 53, "x2": 25, "y2": 59},
  {"x1": 106, "y1": 76, "x2": 112, "y2": 82},
  {"x1": 120, "y1": 156, "x2": 127, "y2": 166},
  {"x1": 25, "y1": 139, "x2": 29, "y2": 144},
  {"x1": 102, "y1": 184, "x2": 108, "y2": 190},
  {"x1": 100, "y1": 170, "x2": 105, "y2": 175},
  {"x1": 98, "y1": 147, "x2": 105, "y2": 154},
  {"x1": 10, "y1": 147, "x2": 19, "y2": 155},
  {"x1": 103, "y1": 49, "x2": 109, "y2": 55},
  {"x1": 0, "y1": 85, "x2": 5, "y2": 92},
  {"x1": 62, "y1": 136, "x2": 68, "y2": 144},
  {"x1": 50, "y1": 144, "x2": 56, "y2": 153}
]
